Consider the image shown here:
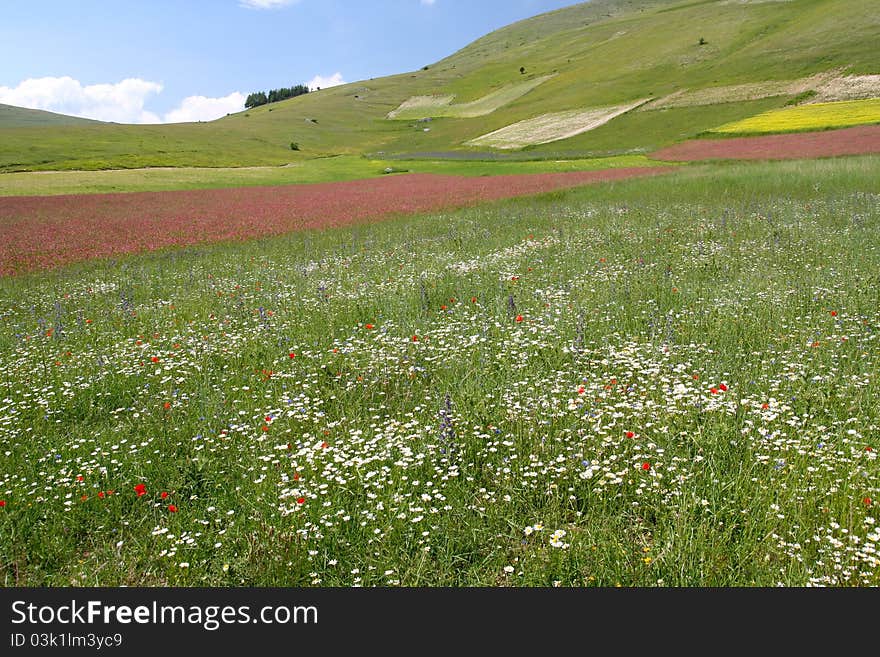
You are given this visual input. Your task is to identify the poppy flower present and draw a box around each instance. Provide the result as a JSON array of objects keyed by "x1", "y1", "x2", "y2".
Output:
[
  {"x1": 365, "y1": 324, "x2": 374, "y2": 330},
  {"x1": 161, "y1": 492, "x2": 168, "y2": 499},
  {"x1": 321, "y1": 441, "x2": 329, "y2": 449},
  {"x1": 168, "y1": 505, "x2": 178, "y2": 513},
  {"x1": 297, "y1": 497, "x2": 306, "y2": 505},
  {"x1": 98, "y1": 491, "x2": 105, "y2": 499},
  {"x1": 412, "y1": 335, "x2": 419, "y2": 342},
  {"x1": 471, "y1": 297, "x2": 477, "y2": 303},
  {"x1": 710, "y1": 388, "x2": 718, "y2": 395},
  {"x1": 515, "y1": 315, "x2": 524, "y2": 323},
  {"x1": 151, "y1": 356, "x2": 159, "y2": 363},
  {"x1": 642, "y1": 462, "x2": 651, "y2": 471},
  {"x1": 626, "y1": 431, "x2": 635, "y2": 439},
  {"x1": 864, "y1": 497, "x2": 872, "y2": 506},
  {"x1": 719, "y1": 384, "x2": 728, "y2": 392},
  {"x1": 0, "y1": 500, "x2": 6, "y2": 508},
  {"x1": 830, "y1": 311, "x2": 838, "y2": 317},
  {"x1": 134, "y1": 483, "x2": 147, "y2": 497},
  {"x1": 289, "y1": 353, "x2": 296, "y2": 358},
  {"x1": 163, "y1": 402, "x2": 171, "y2": 410}
]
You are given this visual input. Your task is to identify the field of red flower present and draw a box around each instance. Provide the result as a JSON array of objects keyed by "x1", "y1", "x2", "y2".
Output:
[
  {"x1": 0, "y1": 168, "x2": 667, "y2": 275},
  {"x1": 652, "y1": 124, "x2": 880, "y2": 162}
]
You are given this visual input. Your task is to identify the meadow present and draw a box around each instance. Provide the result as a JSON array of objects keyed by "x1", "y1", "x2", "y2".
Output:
[{"x1": 0, "y1": 155, "x2": 878, "y2": 586}]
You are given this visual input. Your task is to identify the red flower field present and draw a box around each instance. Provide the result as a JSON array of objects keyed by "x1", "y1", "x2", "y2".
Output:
[
  {"x1": 0, "y1": 168, "x2": 666, "y2": 275},
  {"x1": 652, "y1": 124, "x2": 880, "y2": 162}
]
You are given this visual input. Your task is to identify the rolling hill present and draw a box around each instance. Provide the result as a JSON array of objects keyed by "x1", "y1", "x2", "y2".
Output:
[
  {"x1": 0, "y1": 103, "x2": 102, "y2": 129},
  {"x1": 1, "y1": 0, "x2": 877, "y2": 172}
]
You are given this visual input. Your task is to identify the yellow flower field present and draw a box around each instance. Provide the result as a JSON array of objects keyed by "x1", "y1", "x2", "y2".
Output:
[{"x1": 710, "y1": 98, "x2": 880, "y2": 135}]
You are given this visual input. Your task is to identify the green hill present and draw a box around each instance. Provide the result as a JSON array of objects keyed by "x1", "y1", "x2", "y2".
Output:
[
  {"x1": 0, "y1": 103, "x2": 101, "y2": 128},
  {"x1": 1, "y1": 0, "x2": 877, "y2": 172}
]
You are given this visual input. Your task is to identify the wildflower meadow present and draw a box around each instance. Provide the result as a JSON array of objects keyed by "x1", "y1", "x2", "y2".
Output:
[{"x1": 0, "y1": 156, "x2": 878, "y2": 587}]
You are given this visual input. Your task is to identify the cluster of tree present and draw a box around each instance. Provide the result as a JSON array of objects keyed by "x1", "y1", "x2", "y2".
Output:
[{"x1": 245, "y1": 84, "x2": 310, "y2": 109}]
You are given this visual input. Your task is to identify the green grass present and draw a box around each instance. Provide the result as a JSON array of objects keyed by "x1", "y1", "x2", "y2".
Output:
[
  {"x1": 0, "y1": 103, "x2": 100, "y2": 128},
  {"x1": 2, "y1": 0, "x2": 876, "y2": 171},
  {"x1": 1, "y1": 155, "x2": 879, "y2": 586},
  {"x1": 0, "y1": 154, "x2": 658, "y2": 196}
]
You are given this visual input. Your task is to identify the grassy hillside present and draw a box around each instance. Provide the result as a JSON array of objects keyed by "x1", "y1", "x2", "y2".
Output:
[
  {"x1": 1, "y1": 0, "x2": 877, "y2": 172},
  {"x1": 0, "y1": 103, "x2": 101, "y2": 128}
]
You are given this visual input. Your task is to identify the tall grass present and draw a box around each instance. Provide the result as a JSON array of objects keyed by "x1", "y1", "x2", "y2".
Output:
[{"x1": 0, "y1": 156, "x2": 878, "y2": 586}]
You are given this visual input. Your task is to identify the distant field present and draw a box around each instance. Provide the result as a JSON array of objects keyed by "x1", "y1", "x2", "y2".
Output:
[
  {"x1": 710, "y1": 98, "x2": 880, "y2": 135},
  {"x1": 0, "y1": 166, "x2": 667, "y2": 274},
  {"x1": 653, "y1": 124, "x2": 880, "y2": 161},
  {"x1": 0, "y1": 155, "x2": 657, "y2": 197}
]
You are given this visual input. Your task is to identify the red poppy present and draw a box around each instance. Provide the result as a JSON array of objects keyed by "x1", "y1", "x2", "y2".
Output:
[
  {"x1": 151, "y1": 356, "x2": 159, "y2": 363},
  {"x1": 515, "y1": 315, "x2": 523, "y2": 323},
  {"x1": 161, "y1": 492, "x2": 168, "y2": 499},
  {"x1": 440, "y1": 305, "x2": 447, "y2": 311},
  {"x1": 642, "y1": 462, "x2": 651, "y2": 471},
  {"x1": 321, "y1": 441, "x2": 329, "y2": 449},
  {"x1": 167, "y1": 504, "x2": 178, "y2": 513},
  {"x1": 626, "y1": 431, "x2": 635, "y2": 439},
  {"x1": 297, "y1": 497, "x2": 306, "y2": 505},
  {"x1": 0, "y1": 500, "x2": 6, "y2": 507},
  {"x1": 864, "y1": 497, "x2": 872, "y2": 506},
  {"x1": 289, "y1": 353, "x2": 296, "y2": 358},
  {"x1": 134, "y1": 483, "x2": 147, "y2": 497},
  {"x1": 76, "y1": 475, "x2": 84, "y2": 482},
  {"x1": 365, "y1": 323, "x2": 375, "y2": 330},
  {"x1": 163, "y1": 402, "x2": 171, "y2": 410},
  {"x1": 81, "y1": 495, "x2": 88, "y2": 501},
  {"x1": 98, "y1": 491, "x2": 105, "y2": 499},
  {"x1": 471, "y1": 297, "x2": 477, "y2": 303},
  {"x1": 830, "y1": 311, "x2": 838, "y2": 317},
  {"x1": 412, "y1": 335, "x2": 419, "y2": 342},
  {"x1": 719, "y1": 384, "x2": 728, "y2": 392},
  {"x1": 578, "y1": 386, "x2": 585, "y2": 395},
  {"x1": 262, "y1": 425, "x2": 270, "y2": 432},
  {"x1": 761, "y1": 403, "x2": 769, "y2": 409},
  {"x1": 293, "y1": 473, "x2": 301, "y2": 481},
  {"x1": 710, "y1": 388, "x2": 718, "y2": 395}
]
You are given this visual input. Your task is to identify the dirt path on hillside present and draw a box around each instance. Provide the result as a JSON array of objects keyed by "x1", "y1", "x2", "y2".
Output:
[{"x1": 652, "y1": 124, "x2": 880, "y2": 161}]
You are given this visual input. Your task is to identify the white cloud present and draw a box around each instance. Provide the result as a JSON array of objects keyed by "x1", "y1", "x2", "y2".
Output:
[
  {"x1": 163, "y1": 92, "x2": 246, "y2": 123},
  {"x1": 308, "y1": 72, "x2": 345, "y2": 91},
  {"x1": 0, "y1": 76, "x2": 163, "y2": 123},
  {"x1": 0, "y1": 76, "x2": 247, "y2": 124},
  {"x1": 239, "y1": 0, "x2": 299, "y2": 9}
]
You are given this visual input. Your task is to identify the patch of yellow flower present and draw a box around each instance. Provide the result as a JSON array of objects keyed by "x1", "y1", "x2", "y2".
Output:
[{"x1": 710, "y1": 98, "x2": 880, "y2": 135}]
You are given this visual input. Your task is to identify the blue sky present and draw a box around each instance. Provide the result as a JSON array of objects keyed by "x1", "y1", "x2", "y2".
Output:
[{"x1": 0, "y1": 0, "x2": 581, "y2": 123}]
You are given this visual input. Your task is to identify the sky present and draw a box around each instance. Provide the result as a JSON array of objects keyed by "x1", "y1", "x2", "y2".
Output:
[{"x1": 0, "y1": 0, "x2": 582, "y2": 124}]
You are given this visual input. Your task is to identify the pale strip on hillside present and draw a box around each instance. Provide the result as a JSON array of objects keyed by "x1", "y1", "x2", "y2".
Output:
[
  {"x1": 466, "y1": 98, "x2": 651, "y2": 149},
  {"x1": 387, "y1": 75, "x2": 555, "y2": 120}
]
